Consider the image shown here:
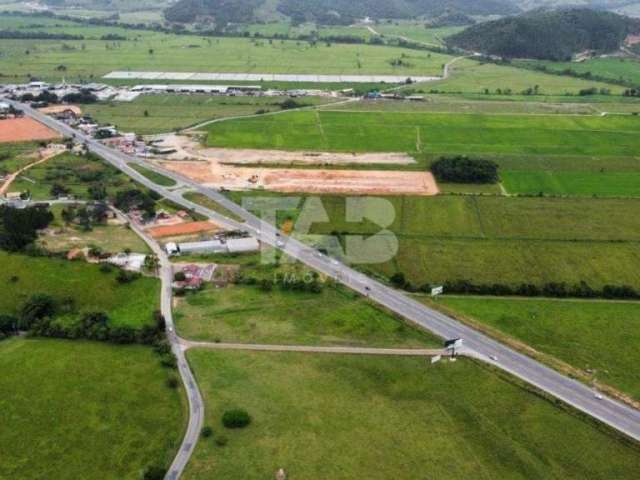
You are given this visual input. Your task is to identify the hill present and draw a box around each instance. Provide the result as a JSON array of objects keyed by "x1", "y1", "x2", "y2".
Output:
[
  {"x1": 164, "y1": 0, "x2": 519, "y2": 26},
  {"x1": 447, "y1": 8, "x2": 640, "y2": 60}
]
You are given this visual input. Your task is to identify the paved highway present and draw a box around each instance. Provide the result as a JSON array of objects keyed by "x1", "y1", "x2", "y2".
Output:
[{"x1": 11, "y1": 101, "x2": 640, "y2": 469}]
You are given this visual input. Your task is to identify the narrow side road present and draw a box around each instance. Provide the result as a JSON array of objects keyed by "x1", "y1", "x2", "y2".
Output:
[{"x1": 117, "y1": 211, "x2": 204, "y2": 480}]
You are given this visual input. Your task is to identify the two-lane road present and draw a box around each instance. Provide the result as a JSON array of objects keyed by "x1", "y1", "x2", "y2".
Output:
[{"x1": 11, "y1": 101, "x2": 640, "y2": 470}]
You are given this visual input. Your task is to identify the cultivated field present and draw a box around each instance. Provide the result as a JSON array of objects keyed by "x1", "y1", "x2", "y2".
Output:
[
  {"x1": 232, "y1": 193, "x2": 640, "y2": 289},
  {"x1": 205, "y1": 110, "x2": 640, "y2": 158},
  {"x1": 0, "y1": 338, "x2": 184, "y2": 479},
  {"x1": 185, "y1": 350, "x2": 640, "y2": 479},
  {"x1": 0, "y1": 252, "x2": 159, "y2": 329},
  {"x1": 415, "y1": 60, "x2": 627, "y2": 95},
  {"x1": 83, "y1": 95, "x2": 338, "y2": 135},
  {"x1": 437, "y1": 296, "x2": 640, "y2": 400},
  {"x1": 517, "y1": 57, "x2": 640, "y2": 87},
  {"x1": 0, "y1": 117, "x2": 62, "y2": 143}
]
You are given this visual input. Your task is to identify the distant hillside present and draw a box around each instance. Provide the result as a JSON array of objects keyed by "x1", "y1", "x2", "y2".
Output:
[
  {"x1": 447, "y1": 8, "x2": 640, "y2": 60},
  {"x1": 164, "y1": 0, "x2": 519, "y2": 26}
]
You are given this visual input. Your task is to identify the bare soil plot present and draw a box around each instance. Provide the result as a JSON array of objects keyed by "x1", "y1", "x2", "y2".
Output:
[
  {"x1": 159, "y1": 160, "x2": 438, "y2": 196},
  {"x1": 146, "y1": 220, "x2": 220, "y2": 238},
  {"x1": 0, "y1": 118, "x2": 62, "y2": 143},
  {"x1": 38, "y1": 105, "x2": 82, "y2": 116}
]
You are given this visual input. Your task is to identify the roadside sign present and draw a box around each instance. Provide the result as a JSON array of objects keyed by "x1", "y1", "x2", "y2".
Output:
[
  {"x1": 430, "y1": 355, "x2": 441, "y2": 364},
  {"x1": 444, "y1": 338, "x2": 463, "y2": 350},
  {"x1": 431, "y1": 285, "x2": 443, "y2": 297}
]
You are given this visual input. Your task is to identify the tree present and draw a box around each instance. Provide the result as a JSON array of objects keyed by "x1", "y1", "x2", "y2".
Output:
[
  {"x1": 144, "y1": 255, "x2": 160, "y2": 274},
  {"x1": 142, "y1": 465, "x2": 167, "y2": 480},
  {"x1": 201, "y1": 426, "x2": 213, "y2": 438},
  {"x1": 430, "y1": 156, "x2": 498, "y2": 184},
  {"x1": 222, "y1": 409, "x2": 252, "y2": 429},
  {"x1": 20, "y1": 294, "x2": 56, "y2": 330}
]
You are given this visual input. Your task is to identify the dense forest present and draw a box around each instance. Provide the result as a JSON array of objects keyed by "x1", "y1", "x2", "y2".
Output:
[
  {"x1": 164, "y1": 0, "x2": 518, "y2": 26},
  {"x1": 447, "y1": 8, "x2": 640, "y2": 60}
]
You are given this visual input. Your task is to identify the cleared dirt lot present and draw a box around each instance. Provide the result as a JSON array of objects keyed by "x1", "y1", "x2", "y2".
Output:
[
  {"x1": 158, "y1": 160, "x2": 438, "y2": 196},
  {"x1": 146, "y1": 221, "x2": 220, "y2": 239},
  {"x1": 0, "y1": 117, "x2": 62, "y2": 143}
]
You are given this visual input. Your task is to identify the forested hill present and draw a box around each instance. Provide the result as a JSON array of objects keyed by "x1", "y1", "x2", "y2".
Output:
[
  {"x1": 164, "y1": 0, "x2": 519, "y2": 25},
  {"x1": 446, "y1": 8, "x2": 640, "y2": 60}
]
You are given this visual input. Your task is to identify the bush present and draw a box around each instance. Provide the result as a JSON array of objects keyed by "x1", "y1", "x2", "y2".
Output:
[
  {"x1": 116, "y1": 270, "x2": 140, "y2": 284},
  {"x1": 430, "y1": 156, "x2": 498, "y2": 184},
  {"x1": 201, "y1": 426, "x2": 213, "y2": 438},
  {"x1": 20, "y1": 294, "x2": 56, "y2": 329},
  {"x1": 173, "y1": 271, "x2": 186, "y2": 282},
  {"x1": 142, "y1": 465, "x2": 167, "y2": 480},
  {"x1": 215, "y1": 435, "x2": 228, "y2": 446},
  {"x1": 222, "y1": 409, "x2": 252, "y2": 429},
  {"x1": 166, "y1": 376, "x2": 179, "y2": 389}
]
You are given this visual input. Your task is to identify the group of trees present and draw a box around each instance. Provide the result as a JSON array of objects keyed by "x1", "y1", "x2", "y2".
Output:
[
  {"x1": 0, "y1": 205, "x2": 54, "y2": 252},
  {"x1": 0, "y1": 30, "x2": 83, "y2": 40},
  {"x1": 447, "y1": 8, "x2": 640, "y2": 61},
  {"x1": 1, "y1": 292, "x2": 168, "y2": 344},
  {"x1": 387, "y1": 274, "x2": 640, "y2": 300},
  {"x1": 430, "y1": 156, "x2": 499, "y2": 184},
  {"x1": 113, "y1": 188, "x2": 157, "y2": 220}
]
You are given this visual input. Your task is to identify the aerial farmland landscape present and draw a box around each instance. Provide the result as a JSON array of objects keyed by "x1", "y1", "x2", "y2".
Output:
[{"x1": 1, "y1": 1, "x2": 640, "y2": 479}]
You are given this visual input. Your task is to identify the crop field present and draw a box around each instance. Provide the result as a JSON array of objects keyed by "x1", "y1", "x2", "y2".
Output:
[
  {"x1": 7, "y1": 151, "x2": 135, "y2": 200},
  {"x1": 232, "y1": 193, "x2": 640, "y2": 289},
  {"x1": 0, "y1": 14, "x2": 454, "y2": 82},
  {"x1": 517, "y1": 57, "x2": 640, "y2": 87},
  {"x1": 0, "y1": 338, "x2": 184, "y2": 479},
  {"x1": 83, "y1": 95, "x2": 338, "y2": 134},
  {"x1": 205, "y1": 110, "x2": 640, "y2": 158},
  {"x1": 415, "y1": 60, "x2": 626, "y2": 95},
  {"x1": 0, "y1": 252, "x2": 159, "y2": 328},
  {"x1": 174, "y1": 281, "x2": 437, "y2": 347},
  {"x1": 185, "y1": 350, "x2": 640, "y2": 479},
  {"x1": 501, "y1": 170, "x2": 640, "y2": 197},
  {"x1": 437, "y1": 296, "x2": 640, "y2": 400}
]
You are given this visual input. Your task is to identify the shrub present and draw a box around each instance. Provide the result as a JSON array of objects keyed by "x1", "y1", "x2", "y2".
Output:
[
  {"x1": 222, "y1": 409, "x2": 252, "y2": 429},
  {"x1": 142, "y1": 465, "x2": 167, "y2": 480},
  {"x1": 430, "y1": 156, "x2": 498, "y2": 184},
  {"x1": 166, "y1": 376, "x2": 179, "y2": 389},
  {"x1": 215, "y1": 435, "x2": 228, "y2": 446},
  {"x1": 173, "y1": 271, "x2": 186, "y2": 282},
  {"x1": 201, "y1": 426, "x2": 213, "y2": 438}
]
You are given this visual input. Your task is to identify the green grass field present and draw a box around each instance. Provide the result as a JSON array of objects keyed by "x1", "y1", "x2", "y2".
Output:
[
  {"x1": 182, "y1": 191, "x2": 245, "y2": 222},
  {"x1": 0, "y1": 338, "x2": 185, "y2": 479},
  {"x1": 0, "y1": 142, "x2": 40, "y2": 177},
  {"x1": 130, "y1": 163, "x2": 177, "y2": 187},
  {"x1": 37, "y1": 204, "x2": 150, "y2": 254},
  {"x1": 437, "y1": 296, "x2": 640, "y2": 400},
  {"x1": 502, "y1": 170, "x2": 640, "y2": 197},
  {"x1": 0, "y1": 14, "x2": 455, "y2": 82},
  {"x1": 7, "y1": 151, "x2": 136, "y2": 200},
  {"x1": 374, "y1": 23, "x2": 464, "y2": 46},
  {"x1": 83, "y1": 95, "x2": 338, "y2": 134},
  {"x1": 174, "y1": 281, "x2": 437, "y2": 347},
  {"x1": 185, "y1": 350, "x2": 640, "y2": 479},
  {"x1": 205, "y1": 109, "x2": 640, "y2": 158},
  {"x1": 0, "y1": 251, "x2": 159, "y2": 328},
  {"x1": 231, "y1": 193, "x2": 640, "y2": 289},
  {"x1": 517, "y1": 57, "x2": 640, "y2": 87},
  {"x1": 414, "y1": 60, "x2": 626, "y2": 95}
]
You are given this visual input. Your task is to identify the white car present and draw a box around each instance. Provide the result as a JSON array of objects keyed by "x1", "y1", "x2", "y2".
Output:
[
  {"x1": 276, "y1": 240, "x2": 285, "y2": 248},
  {"x1": 489, "y1": 355, "x2": 498, "y2": 361},
  {"x1": 594, "y1": 393, "x2": 604, "y2": 400}
]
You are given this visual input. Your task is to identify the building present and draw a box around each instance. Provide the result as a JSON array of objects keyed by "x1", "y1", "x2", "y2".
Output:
[{"x1": 227, "y1": 237, "x2": 260, "y2": 253}]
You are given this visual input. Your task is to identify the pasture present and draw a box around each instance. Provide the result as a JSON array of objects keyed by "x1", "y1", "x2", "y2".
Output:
[
  {"x1": 83, "y1": 94, "x2": 338, "y2": 134},
  {"x1": 0, "y1": 338, "x2": 184, "y2": 479},
  {"x1": 185, "y1": 350, "x2": 640, "y2": 479},
  {"x1": 0, "y1": 14, "x2": 454, "y2": 82},
  {"x1": 174, "y1": 281, "x2": 436, "y2": 347},
  {"x1": 0, "y1": 251, "x2": 159, "y2": 329},
  {"x1": 7, "y1": 151, "x2": 134, "y2": 200},
  {"x1": 205, "y1": 109, "x2": 640, "y2": 158},
  {"x1": 438, "y1": 296, "x2": 640, "y2": 400}
]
